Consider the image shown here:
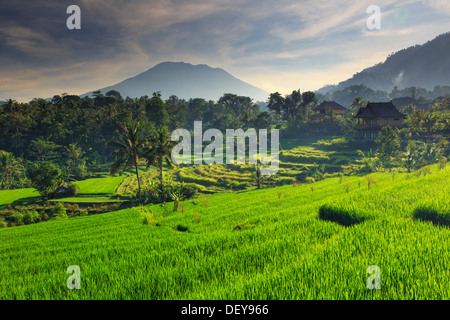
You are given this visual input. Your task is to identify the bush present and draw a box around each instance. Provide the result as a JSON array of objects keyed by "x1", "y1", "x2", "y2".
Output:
[
  {"x1": 180, "y1": 183, "x2": 199, "y2": 199},
  {"x1": 48, "y1": 202, "x2": 67, "y2": 218},
  {"x1": 23, "y1": 211, "x2": 40, "y2": 224},
  {"x1": 141, "y1": 208, "x2": 159, "y2": 226},
  {"x1": 139, "y1": 181, "x2": 198, "y2": 205},
  {"x1": 0, "y1": 221, "x2": 7, "y2": 228},
  {"x1": 305, "y1": 177, "x2": 315, "y2": 184},
  {"x1": 318, "y1": 204, "x2": 368, "y2": 226},
  {"x1": 66, "y1": 183, "x2": 80, "y2": 197},
  {"x1": 9, "y1": 213, "x2": 24, "y2": 226},
  {"x1": 26, "y1": 162, "x2": 61, "y2": 198}
]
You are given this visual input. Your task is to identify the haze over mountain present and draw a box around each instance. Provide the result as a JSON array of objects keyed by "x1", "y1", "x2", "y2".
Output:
[
  {"x1": 319, "y1": 31, "x2": 450, "y2": 94},
  {"x1": 83, "y1": 62, "x2": 269, "y2": 102}
]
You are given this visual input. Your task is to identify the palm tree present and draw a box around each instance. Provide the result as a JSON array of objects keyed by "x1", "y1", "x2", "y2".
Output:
[
  {"x1": 107, "y1": 121, "x2": 145, "y2": 200},
  {"x1": 252, "y1": 162, "x2": 267, "y2": 189},
  {"x1": 143, "y1": 126, "x2": 178, "y2": 191},
  {"x1": 401, "y1": 142, "x2": 419, "y2": 173},
  {"x1": 0, "y1": 150, "x2": 25, "y2": 190}
]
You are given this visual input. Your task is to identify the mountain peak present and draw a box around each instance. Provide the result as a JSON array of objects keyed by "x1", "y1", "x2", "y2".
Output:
[{"x1": 86, "y1": 62, "x2": 268, "y2": 102}]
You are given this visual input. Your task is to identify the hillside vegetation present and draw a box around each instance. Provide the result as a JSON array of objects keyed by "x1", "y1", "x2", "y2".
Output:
[{"x1": 0, "y1": 165, "x2": 449, "y2": 299}]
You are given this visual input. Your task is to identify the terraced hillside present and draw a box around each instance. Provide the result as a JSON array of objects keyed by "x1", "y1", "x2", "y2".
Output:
[
  {"x1": 0, "y1": 164, "x2": 449, "y2": 299},
  {"x1": 116, "y1": 137, "x2": 358, "y2": 195}
]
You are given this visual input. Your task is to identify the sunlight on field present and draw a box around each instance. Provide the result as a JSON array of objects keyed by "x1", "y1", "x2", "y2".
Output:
[{"x1": 1, "y1": 165, "x2": 449, "y2": 299}]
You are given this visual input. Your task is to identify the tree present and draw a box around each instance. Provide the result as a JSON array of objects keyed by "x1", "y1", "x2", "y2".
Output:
[
  {"x1": 143, "y1": 126, "x2": 178, "y2": 191},
  {"x1": 420, "y1": 139, "x2": 445, "y2": 166},
  {"x1": 29, "y1": 138, "x2": 60, "y2": 162},
  {"x1": 401, "y1": 141, "x2": 420, "y2": 173},
  {"x1": 26, "y1": 162, "x2": 62, "y2": 198},
  {"x1": 0, "y1": 150, "x2": 26, "y2": 190},
  {"x1": 422, "y1": 111, "x2": 438, "y2": 134},
  {"x1": 267, "y1": 92, "x2": 284, "y2": 121},
  {"x1": 107, "y1": 121, "x2": 145, "y2": 200},
  {"x1": 252, "y1": 163, "x2": 266, "y2": 189},
  {"x1": 375, "y1": 126, "x2": 400, "y2": 167},
  {"x1": 356, "y1": 149, "x2": 380, "y2": 173},
  {"x1": 65, "y1": 143, "x2": 88, "y2": 179}
]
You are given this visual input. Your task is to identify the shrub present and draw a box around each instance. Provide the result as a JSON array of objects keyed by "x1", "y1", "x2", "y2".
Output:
[
  {"x1": 139, "y1": 181, "x2": 198, "y2": 205},
  {"x1": 10, "y1": 213, "x2": 24, "y2": 226},
  {"x1": 318, "y1": 204, "x2": 368, "y2": 226},
  {"x1": 66, "y1": 183, "x2": 80, "y2": 197},
  {"x1": 180, "y1": 183, "x2": 199, "y2": 199},
  {"x1": 26, "y1": 162, "x2": 62, "y2": 198},
  {"x1": 142, "y1": 209, "x2": 158, "y2": 226},
  {"x1": 48, "y1": 202, "x2": 67, "y2": 218},
  {"x1": 438, "y1": 157, "x2": 448, "y2": 170},
  {"x1": 0, "y1": 221, "x2": 7, "y2": 228},
  {"x1": 23, "y1": 211, "x2": 40, "y2": 224},
  {"x1": 79, "y1": 209, "x2": 88, "y2": 217},
  {"x1": 305, "y1": 177, "x2": 315, "y2": 184}
]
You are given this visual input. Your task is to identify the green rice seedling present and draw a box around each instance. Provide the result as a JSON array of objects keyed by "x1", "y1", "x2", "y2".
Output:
[{"x1": 0, "y1": 163, "x2": 449, "y2": 300}]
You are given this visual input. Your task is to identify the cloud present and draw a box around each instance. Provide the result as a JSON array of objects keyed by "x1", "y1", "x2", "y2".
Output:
[{"x1": 0, "y1": 0, "x2": 449, "y2": 101}]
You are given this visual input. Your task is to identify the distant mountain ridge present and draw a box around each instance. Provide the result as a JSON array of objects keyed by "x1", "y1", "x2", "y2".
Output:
[
  {"x1": 319, "y1": 31, "x2": 450, "y2": 94},
  {"x1": 83, "y1": 62, "x2": 269, "y2": 102}
]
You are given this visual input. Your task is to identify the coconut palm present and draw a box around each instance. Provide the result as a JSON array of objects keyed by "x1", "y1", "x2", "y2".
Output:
[
  {"x1": 143, "y1": 126, "x2": 178, "y2": 191},
  {"x1": 107, "y1": 121, "x2": 145, "y2": 200},
  {"x1": 0, "y1": 150, "x2": 25, "y2": 190}
]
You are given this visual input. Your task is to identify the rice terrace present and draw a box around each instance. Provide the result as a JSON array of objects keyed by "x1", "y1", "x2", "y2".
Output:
[{"x1": 1, "y1": 0, "x2": 450, "y2": 305}]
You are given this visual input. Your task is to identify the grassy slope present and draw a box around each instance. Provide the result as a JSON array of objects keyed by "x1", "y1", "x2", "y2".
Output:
[
  {"x1": 0, "y1": 176, "x2": 127, "y2": 206},
  {"x1": 0, "y1": 188, "x2": 40, "y2": 206},
  {"x1": 116, "y1": 138, "x2": 358, "y2": 195},
  {"x1": 0, "y1": 166, "x2": 449, "y2": 299}
]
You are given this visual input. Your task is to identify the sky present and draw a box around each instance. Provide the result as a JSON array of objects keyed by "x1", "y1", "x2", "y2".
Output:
[{"x1": 1, "y1": 0, "x2": 449, "y2": 102}]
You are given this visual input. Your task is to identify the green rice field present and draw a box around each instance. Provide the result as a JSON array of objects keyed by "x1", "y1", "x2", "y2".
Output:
[{"x1": 0, "y1": 164, "x2": 449, "y2": 299}]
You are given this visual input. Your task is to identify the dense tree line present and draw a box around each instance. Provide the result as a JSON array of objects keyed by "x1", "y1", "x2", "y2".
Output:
[
  {"x1": 0, "y1": 88, "x2": 448, "y2": 192},
  {"x1": 0, "y1": 91, "x2": 274, "y2": 165}
]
